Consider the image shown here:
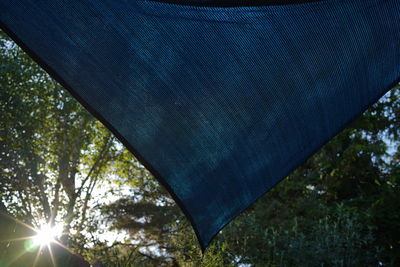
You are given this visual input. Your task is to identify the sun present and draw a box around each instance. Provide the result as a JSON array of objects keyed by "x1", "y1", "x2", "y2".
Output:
[{"x1": 32, "y1": 224, "x2": 63, "y2": 247}]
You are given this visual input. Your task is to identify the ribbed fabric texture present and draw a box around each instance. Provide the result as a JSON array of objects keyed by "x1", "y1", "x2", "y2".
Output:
[{"x1": 1, "y1": 0, "x2": 399, "y2": 250}]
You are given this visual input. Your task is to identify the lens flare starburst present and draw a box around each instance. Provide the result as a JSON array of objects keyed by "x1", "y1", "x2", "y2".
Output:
[
  {"x1": 1, "y1": 214, "x2": 72, "y2": 267},
  {"x1": 32, "y1": 224, "x2": 63, "y2": 247}
]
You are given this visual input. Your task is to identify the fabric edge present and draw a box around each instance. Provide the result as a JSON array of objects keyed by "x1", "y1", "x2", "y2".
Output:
[
  {"x1": 0, "y1": 21, "x2": 209, "y2": 252},
  {"x1": 1, "y1": 17, "x2": 399, "y2": 252}
]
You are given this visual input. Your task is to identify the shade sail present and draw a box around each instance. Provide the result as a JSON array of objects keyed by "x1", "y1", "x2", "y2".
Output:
[{"x1": 1, "y1": 0, "x2": 399, "y2": 250}]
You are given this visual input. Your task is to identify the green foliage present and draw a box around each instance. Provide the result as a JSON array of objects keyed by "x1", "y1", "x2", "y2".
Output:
[{"x1": 0, "y1": 30, "x2": 129, "y2": 258}]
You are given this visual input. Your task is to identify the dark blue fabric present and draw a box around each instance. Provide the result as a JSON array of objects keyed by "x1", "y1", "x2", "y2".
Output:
[{"x1": 1, "y1": 0, "x2": 399, "y2": 250}]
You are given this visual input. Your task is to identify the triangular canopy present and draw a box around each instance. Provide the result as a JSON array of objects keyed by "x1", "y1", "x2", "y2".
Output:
[{"x1": 1, "y1": 0, "x2": 399, "y2": 250}]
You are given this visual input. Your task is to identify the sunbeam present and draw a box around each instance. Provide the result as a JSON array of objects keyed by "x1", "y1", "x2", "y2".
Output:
[
  {"x1": 1, "y1": 214, "x2": 66, "y2": 267},
  {"x1": 47, "y1": 244, "x2": 57, "y2": 267},
  {"x1": 32, "y1": 224, "x2": 63, "y2": 247}
]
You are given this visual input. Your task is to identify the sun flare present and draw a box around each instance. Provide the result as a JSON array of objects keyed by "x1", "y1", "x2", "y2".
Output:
[{"x1": 32, "y1": 224, "x2": 63, "y2": 247}]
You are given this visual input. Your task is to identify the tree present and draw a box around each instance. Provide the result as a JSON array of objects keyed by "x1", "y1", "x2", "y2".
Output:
[{"x1": 0, "y1": 30, "x2": 119, "y2": 252}]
